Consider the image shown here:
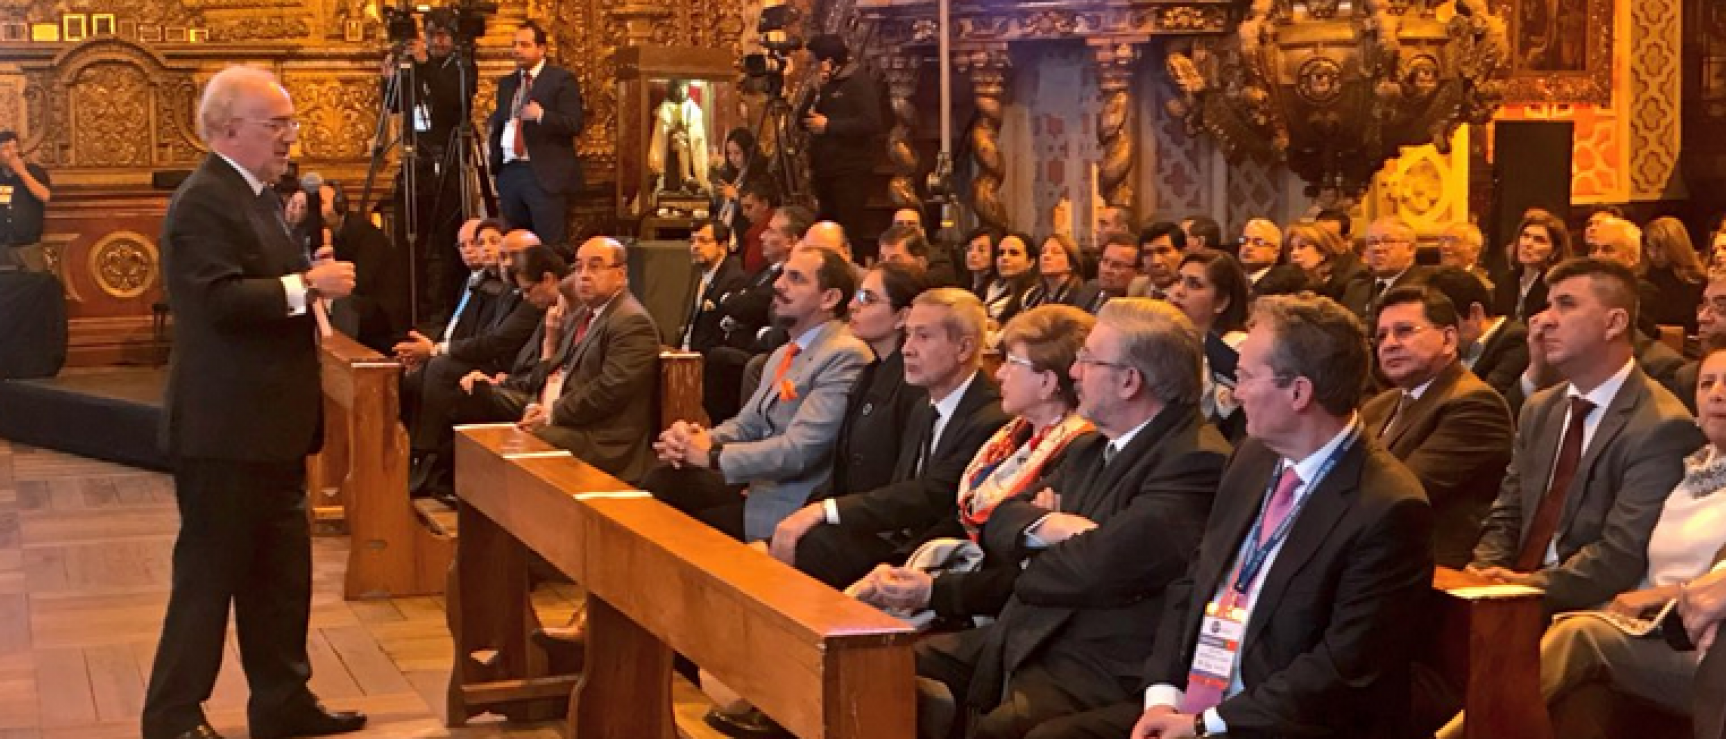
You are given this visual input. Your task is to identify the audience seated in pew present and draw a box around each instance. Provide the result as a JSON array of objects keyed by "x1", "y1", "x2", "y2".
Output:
[
  {"x1": 770, "y1": 290, "x2": 1023, "y2": 596},
  {"x1": 699, "y1": 205, "x2": 809, "y2": 424},
  {"x1": 880, "y1": 223, "x2": 961, "y2": 290},
  {"x1": 1584, "y1": 215, "x2": 1664, "y2": 340},
  {"x1": 1363, "y1": 285, "x2": 1514, "y2": 568},
  {"x1": 1087, "y1": 232, "x2": 1142, "y2": 311},
  {"x1": 1496, "y1": 208, "x2": 1572, "y2": 324},
  {"x1": 1424, "y1": 267, "x2": 1531, "y2": 411},
  {"x1": 1468, "y1": 258, "x2": 1704, "y2": 616},
  {"x1": 1020, "y1": 234, "x2": 1101, "y2": 314},
  {"x1": 1234, "y1": 218, "x2": 1303, "y2": 303},
  {"x1": 1671, "y1": 269, "x2": 1726, "y2": 414},
  {"x1": 1438, "y1": 345, "x2": 1726, "y2": 738},
  {"x1": 395, "y1": 219, "x2": 491, "y2": 418},
  {"x1": 988, "y1": 232, "x2": 1039, "y2": 330},
  {"x1": 916, "y1": 299, "x2": 1231, "y2": 739},
  {"x1": 1341, "y1": 216, "x2": 1433, "y2": 321},
  {"x1": 1032, "y1": 294, "x2": 1434, "y2": 739},
  {"x1": 643, "y1": 244, "x2": 871, "y2": 541},
  {"x1": 1283, "y1": 221, "x2": 1359, "y2": 303},
  {"x1": 1127, "y1": 222, "x2": 1182, "y2": 301},
  {"x1": 515, "y1": 237, "x2": 662, "y2": 483},
  {"x1": 675, "y1": 219, "x2": 750, "y2": 356},
  {"x1": 814, "y1": 263, "x2": 933, "y2": 511},
  {"x1": 402, "y1": 224, "x2": 545, "y2": 496},
  {"x1": 1167, "y1": 249, "x2": 1249, "y2": 442},
  {"x1": 963, "y1": 228, "x2": 1003, "y2": 300}
]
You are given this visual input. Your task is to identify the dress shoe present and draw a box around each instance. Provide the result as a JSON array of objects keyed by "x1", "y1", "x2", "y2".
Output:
[
  {"x1": 165, "y1": 724, "x2": 225, "y2": 739},
  {"x1": 703, "y1": 707, "x2": 791, "y2": 739},
  {"x1": 249, "y1": 706, "x2": 367, "y2": 739}
]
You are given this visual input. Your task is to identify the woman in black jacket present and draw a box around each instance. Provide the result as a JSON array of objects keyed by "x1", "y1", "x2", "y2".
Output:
[
  {"x1": 1495, "y1": 208, "x2": 1572, "y2": 321},
  {"x1": 824, "y1": 262, "x2": 929, "y2": 496}
]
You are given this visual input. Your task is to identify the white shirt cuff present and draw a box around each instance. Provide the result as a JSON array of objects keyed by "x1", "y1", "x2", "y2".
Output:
[
  {"x1": 282, "y1": 274, "x2": 308, "y2": 316},
  {"x1": 434, "y1": 341, "x2": 448, "y2": 356},
  {"x1": 823, "y1": 498, "x2": 840, "y2": 525},
  {"x1": 1145, "y1": 684, "x2": 1182, "y2": 711},
  {"x1": 1204, "y1": 708, "x2": 1227, "y2": 735},
  {"x1": 1023, "y1": 512, "x2": 1055, "y2": 549}
]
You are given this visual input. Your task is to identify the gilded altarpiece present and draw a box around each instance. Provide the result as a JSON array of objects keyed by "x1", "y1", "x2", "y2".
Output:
[{"x1": 0, "y1": 0, "x2": 744, "y2": 366}]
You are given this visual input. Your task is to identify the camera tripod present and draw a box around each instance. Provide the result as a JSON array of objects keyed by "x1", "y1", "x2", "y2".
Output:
[{"x1": 743, "y1": 93, "x2": 812, "y2": 210}]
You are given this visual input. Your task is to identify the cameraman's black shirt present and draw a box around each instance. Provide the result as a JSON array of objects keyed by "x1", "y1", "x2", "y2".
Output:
[
  {"x1": 0, "y1": 164, "x2": 48, "y2": 246},
  {"x1": 800, "y1": 64, "x2": 885, "y2": 177},
  {"x1": 388, "y1": 53, "x2": 478, "y2": 155}
]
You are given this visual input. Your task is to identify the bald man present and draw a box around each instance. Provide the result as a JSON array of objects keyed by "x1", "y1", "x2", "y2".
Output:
[{"x1": 146, "y1": 66, "x2": 365, "y2": 739}]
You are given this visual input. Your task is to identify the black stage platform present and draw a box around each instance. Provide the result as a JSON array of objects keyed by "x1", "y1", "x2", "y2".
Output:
[{"x1": 0, "y1": 366, "x2": 170, "y2": 471}]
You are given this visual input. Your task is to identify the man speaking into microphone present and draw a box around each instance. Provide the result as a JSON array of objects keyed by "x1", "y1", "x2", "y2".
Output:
[{"x1": 143, "y1": 66, "x2": 365, "y2": 739}]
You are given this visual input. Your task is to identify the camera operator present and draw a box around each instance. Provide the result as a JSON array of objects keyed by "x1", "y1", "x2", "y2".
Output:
[
  {"x1": 381, "y1": 8, "x2": 477, "y2": 326},
  {"x1": 797, "y1": 34, "x2": 883, "y2": 260}
]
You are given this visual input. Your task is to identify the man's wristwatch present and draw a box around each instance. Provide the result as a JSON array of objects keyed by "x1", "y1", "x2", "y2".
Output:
[
  {"x1": 301, "y1": 271, "x2": 321, "y2": 303},
  {"x1": 707, "y1": 442, "x2": 724, "y2": 472},
  {"x1": 1192, "y1": 713, "x2": 1211, "y2": 738}
]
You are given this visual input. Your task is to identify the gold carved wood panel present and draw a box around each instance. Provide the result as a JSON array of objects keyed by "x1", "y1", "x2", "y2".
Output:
[{"x1": 70, "y1": 63, "x2": 153, "y2": 167}]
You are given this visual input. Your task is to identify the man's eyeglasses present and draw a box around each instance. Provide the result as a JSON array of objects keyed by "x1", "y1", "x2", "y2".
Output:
[
  {"x1": 1374, "y1": 323, "x2": 1434, "y2": 344},
  {"x1": 1003, "y1": 353, "x2": 1038, "y2": 371},
  {"x1": 1075, "y1": 348, "x2": 1131, "y2": 371},
  {"x1": 239, "y1": 117, "x2": 300, "y2": 136},
  {"x1": 573, "y1": 261, "x2": 624, "y2": 273},
  {"x1": 1238, "y1": 236, "x2": 1276, "y2": 249}
]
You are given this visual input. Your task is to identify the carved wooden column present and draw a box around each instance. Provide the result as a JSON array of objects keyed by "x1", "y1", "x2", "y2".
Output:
[
  {"x1": 1091, "y1": 41, "x2": 1140, "y2": 211},
  {"x1": 956, "y1": 45, "x2": 1011, "y2": 233},
  {"x1": 882, "y1": 54, "x2": 922, "y2": 208}
]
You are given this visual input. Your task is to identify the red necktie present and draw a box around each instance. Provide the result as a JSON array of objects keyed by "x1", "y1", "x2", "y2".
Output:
[
  {"x1": 1516, "y1": 396, "x2": 1596, "y2": 571},
  {"x1": 513, "y1": 71, "x2": 534, "y2": 159},
  {"x1": 572, "y1": 310, "x2": 594, "y2": 346},
  {"x1": 772, "y1": 343, "x2": 801, "y2": 401},
  {"x1": 1179, "y1": 465, "x2": 1302, "y2": 715}
]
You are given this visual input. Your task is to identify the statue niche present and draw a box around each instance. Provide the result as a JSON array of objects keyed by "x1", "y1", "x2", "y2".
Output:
[{"x1": 647, "y1": 79, "x2": 710, "y2": 196}]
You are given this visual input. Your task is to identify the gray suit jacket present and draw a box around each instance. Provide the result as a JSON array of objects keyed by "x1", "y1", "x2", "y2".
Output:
[
  {"x1": 1472, "y1": 364, "x2": 1703, "y2": 613},
  {"x1": 532, "y1": 292, "x2": 661, "y2": 483},
  {"x1": 712, "y1": 320, "x2": 871, "y2": 540}
]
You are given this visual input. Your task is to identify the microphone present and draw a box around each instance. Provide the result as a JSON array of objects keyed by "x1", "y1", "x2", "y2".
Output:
[{"x1": 300, "y1": 172, "x2": 331, "y2": 261}]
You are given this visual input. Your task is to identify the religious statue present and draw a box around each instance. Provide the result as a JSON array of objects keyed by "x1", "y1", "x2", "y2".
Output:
[{"x1": 648, "y1": 80, "x2": 710, "y2": 195}]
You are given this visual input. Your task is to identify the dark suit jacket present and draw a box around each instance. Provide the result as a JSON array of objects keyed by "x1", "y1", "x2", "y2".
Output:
[
  {"x1": 825, "y1": 371, "x2": 1010, "y2": 535},
  {"x1": 968, "y1": 404, "x2": 1230, "y2": 711},
  {"x1": 1472, "y1": 364, "x2": 1703, "y2": 613},
  {"x1": 447, "y1": 285, "x2": 542, "y2": 374},
  {"x1": 1677, "y1": 359, "x2": 1701, "y2": 415},
  {"x1": 1496, "y1": 267, "x2": 1550, "y2": 322},
  {"x1": 716, "y1": 262, "x2": 782, "y2": 351},
  {"x1": 330, "y1": 215, "x2": 402, "y2": 353},
  {"x1": 679, "y1": 257, "x2": 750, "y2": 352},
  {"x1": 1471, "y1": 317, "x2": 1530, "y2": 410},
  {"x1": 1360, "y1": 361, "x2": 1514, "y2": 568},
  {"x1": 161, "y1": 155, "x2": 320, "y2": 462},
  {"x1": 1143, "y1": 433, "x2": 1434, "y2": 739},
  {"x1": 1696, "y1": 547, "x2": 1726, "y2": 739},
  {"x1": 1341, "y1": 265, "x2": 1432, "y2": 320},
  {"x1": 1250, "y1": 264, "x2": 1310, "y2": 299},
  {"x1": 532, "y1": 292, "x2": 661, "y2": 483},
  {"x1": 1314, "y1": 255, "x2": 1366, "y2": 302},
  {"x1": 487, "y1": 63, "x2": 584, "y2": 194},
  {"x1": 822, "y1": 349, "x2": 925, "y2": 497},
  {"x1": 1637, "y1": 333, "x2": 1688, "y2": 399}
]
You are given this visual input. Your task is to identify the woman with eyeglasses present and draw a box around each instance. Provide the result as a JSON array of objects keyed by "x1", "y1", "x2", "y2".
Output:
[
  {"x1": 1022, "y1": 233, "x2": 1101, "y2": 312},
  {"x1": 823, "y1": 262, "x2": 930, "y2": 497},
  {"x1": 847, "y1": 305, "x2": 1097, "y2": 626},
  {"x1": 1167, "y1": 249, "x2": 1251, "y2": 441}
]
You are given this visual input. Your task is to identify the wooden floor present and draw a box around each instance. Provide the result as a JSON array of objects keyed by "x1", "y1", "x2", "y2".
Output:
[{"x1": 0, "y1": 439, "x2": 724, "y2": 739}]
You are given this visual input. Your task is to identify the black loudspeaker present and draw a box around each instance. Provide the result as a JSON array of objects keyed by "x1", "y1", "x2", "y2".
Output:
[{"x1": 1490, "y1": 121, "x2": 1573, "y2": 272}]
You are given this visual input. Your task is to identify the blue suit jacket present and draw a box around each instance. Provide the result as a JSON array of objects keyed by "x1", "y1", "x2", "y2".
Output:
[{"x1": 488, "y1": 63, "x2": 584, "y2": 195}]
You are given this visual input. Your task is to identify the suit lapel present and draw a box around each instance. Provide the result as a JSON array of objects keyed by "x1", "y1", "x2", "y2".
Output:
[
  {"x1": 1521, "y1": 388, "x2": 1570, "y2": 515},
  {"x1": 1243, "y1": 440, "x2": 1365, "y2": 651},
  {"x1": 1385, "y1": 362, "x2": 1462, "y2": 449},
  {"x1": 1194, "y1": 446, "x2": 1280, "y2": 616}
]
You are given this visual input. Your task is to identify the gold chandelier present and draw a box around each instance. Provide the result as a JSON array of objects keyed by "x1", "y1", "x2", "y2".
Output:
[{"x1": 1165, "y1": 0, "x2": 1509, "y2": 197}]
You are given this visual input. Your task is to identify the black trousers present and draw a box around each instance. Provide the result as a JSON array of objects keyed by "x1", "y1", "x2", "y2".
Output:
[
  {"x1": 1015, "y1": 700, "x2": 1142, "y2": 739},
  {"x1": 793, "y1": 522, "x2": 898, "y2": 589},
  {"x1": 142, "y1": 457, "x2": 316, "y2": 739},
  {"x1": 497, "y1": 162, "x2": 568, "y2": 251},
  {"x1": 917, "y1": 628, "x2": 1116, "y2": 739},
  {"x1": 812, "y1": 172, "x2": 873, "y2": 262},
  {"x1": 638, "y1": 463, "x2": 747, "y2": 540}
]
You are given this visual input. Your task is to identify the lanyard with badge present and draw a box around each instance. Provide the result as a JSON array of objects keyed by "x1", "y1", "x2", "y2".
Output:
[{"x1": 1187, "y1": 424, "x2": 1360, "y2": 701}]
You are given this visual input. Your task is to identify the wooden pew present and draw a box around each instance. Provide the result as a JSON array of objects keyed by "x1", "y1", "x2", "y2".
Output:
[
  {"x1": 306, "y1": 331, "x2": 453, "y2": 599},
  {"x1": 448, "y1": 424, "x2": 917, "y2": 738},
  {"x1": 658, "y1": 348, "x2": 708, "y2": 429},
  {"x1": 1428, "y1": 566, "x2": 1552, "y2": 739}
]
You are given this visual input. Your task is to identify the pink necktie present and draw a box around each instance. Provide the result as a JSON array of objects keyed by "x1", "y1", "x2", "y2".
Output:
[{"x1": 1180, "y1": 466, "x2": 1302, "y2": 715}]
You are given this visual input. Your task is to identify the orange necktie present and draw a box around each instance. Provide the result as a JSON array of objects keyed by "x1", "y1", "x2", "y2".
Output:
[
  {"x1": 773, "y1": 343, "x2": 801, "y2": 402},
  {"x1": 513, "y1": 71, "x2": 534, "y2": 159}
]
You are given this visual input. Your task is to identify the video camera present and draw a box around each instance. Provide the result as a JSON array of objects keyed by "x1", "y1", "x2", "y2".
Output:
[
  {"x1": 382, "y1": 0, "x2": 499, "y2": 49},
  {"x1": 739, "y1": 3, "x2": 802, "y2": 97}
]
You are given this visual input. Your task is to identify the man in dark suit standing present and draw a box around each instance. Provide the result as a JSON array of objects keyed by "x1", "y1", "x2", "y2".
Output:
[
  {"x1": 488, "y1": 21, "x2": 582, "y2": 251},
  {"x1": 916, "y1": 298, "x2": 1229, "y2": 739},
  {"x1": 1362, "y1": 285, "x2": 1513, "y2": 568},
  {"x1": 144, "y1": 66, "x2": 366, "y2": 739},
  {"x1": 1035, "y1": 294, "x2": 1434, "y2": 739},
  {"x1": 522, "y1": 236, "x2": 662, "y2": 483},
  {"x1": 1469, "y1": 258, "x2": 1703, "y2": 615}
]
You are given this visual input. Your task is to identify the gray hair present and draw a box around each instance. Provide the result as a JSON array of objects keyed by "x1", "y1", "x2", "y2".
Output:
[
  {"x1": 198, "y1": 66, "x2": 283, "y2": 143},
  {"x1": 912, "y1": 287, "x2": 987, "y2": 342},
  {"x1": 1095, "y1": 298, "x2": 1203, "y2": 406}
]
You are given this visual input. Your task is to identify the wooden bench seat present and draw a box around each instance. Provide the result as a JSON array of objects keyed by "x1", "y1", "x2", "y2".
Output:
[
  {"x1": 448, "y1": 424, "x2": 917, "y2": 737},
  {"x1": 1427, "y1": 566, "x2": 1552, "y2": 739}
]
